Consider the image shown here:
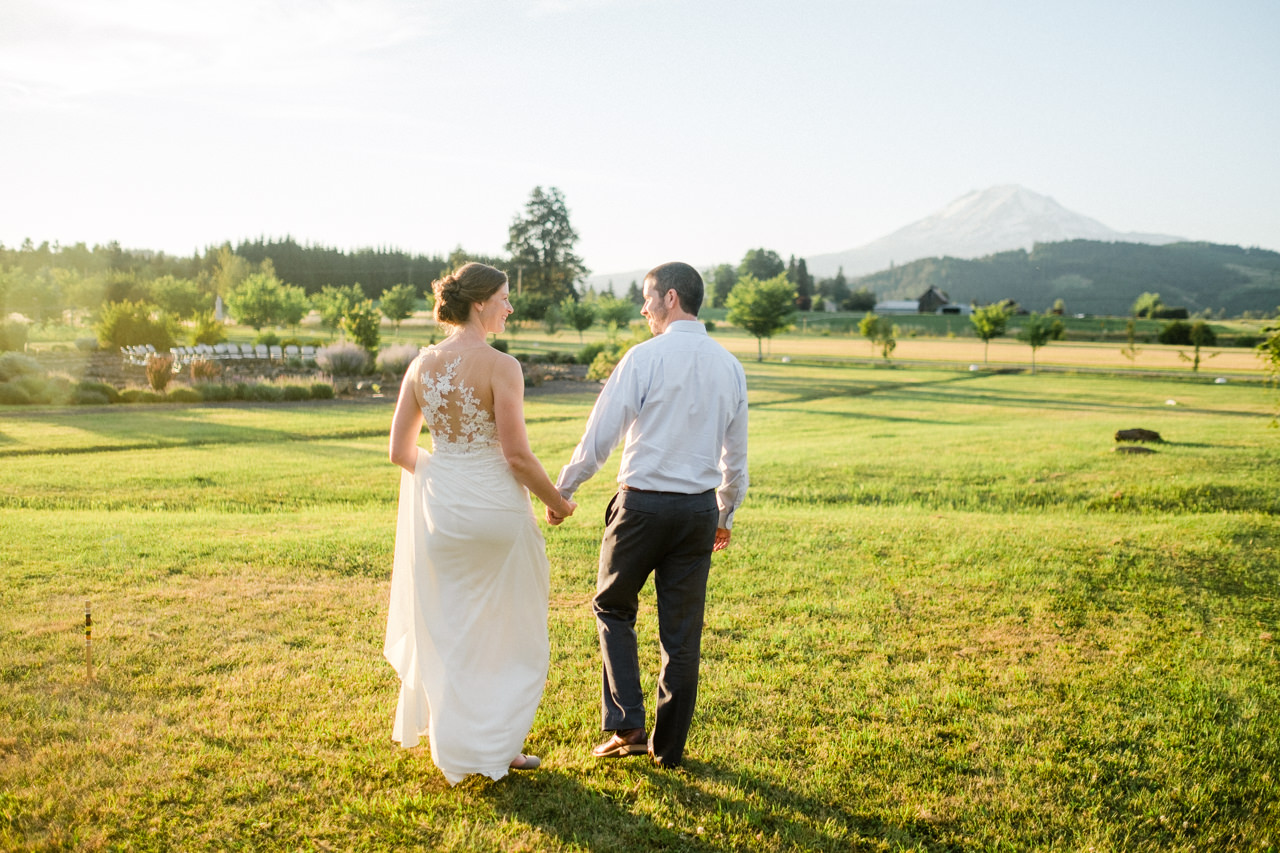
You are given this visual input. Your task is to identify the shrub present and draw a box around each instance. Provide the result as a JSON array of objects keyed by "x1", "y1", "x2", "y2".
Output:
[
  {"x1": 145, "y1": 353, "x2": 176, "y2": 392},
  {"x1": 577, "y1": 342, "x2": 608, "y2": 366},
  {"x1": 704, "y1": 320, "x2": 716, "y2": 333},
  {"x1": 255, "y1": 330, "x2": 282, "y2": 347},
  {"x1": 74, "y1": 380, "x2": 121, "y2": 404},
  {"x1": 315, "y1": 341, "x2": 370, "y2": 376},
  {"x1": 375, "y1": 343, "x2": 419, "y2": 377},
  {"x1": 0, "y1": 352, "x2": 42, "y2": 382},
  {"x1": 189, "y1": 358, "x2": 221, "y2": 381},
  {"x1": 15, "y1": 374, "x2": 71, "y2": 404},
  {"x1": 244, "y1": 383, "x2": 284, "y2": 402},
  {"x1": 96, "y1": 300, "x2": 177, "y2": 350},
  {"x1": 192, "y1": 312, "x2": 227, "y2": 346},
  {"x1": 587, "y1": 348, "x2": 622, "y2": 381},
  {"x1": 490, "y1": 339, "x2": 509, "y2": 353},
  {"x1": 281, "y1": 384, "x2": 311, "y2": 401},
  {"x1": 310, "y1": 383, "x2": 335, "y2": 400},
  {"x1": 166, "y1": 387, "x2": 202, "y2": 403},
  {"x1": 0, "y1": 381, "x2": 32, "y2": 405},
  {"x1": 75, "y1": 337, "x2": 99, "y2": 352},
  {"x1": 72, "y1": 389, "x2": 111, "y2": 406},
  {"x1": 193, "y1": 382, "x2": 235, "y2": 402},
  {"x1": 1, "y1": 321, "x2": 30, "y2": 351},
  {"x1": 1159, "y1": 320, "x2": 1193, "y2": 346},
  {"x1": 120, "y1": 388, "x2": 164, "y2": 403}
]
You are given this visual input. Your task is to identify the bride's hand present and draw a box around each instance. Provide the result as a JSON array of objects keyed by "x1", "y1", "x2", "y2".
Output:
[{"x1": 546, "y1": 499, "x2": 576, "y2": 526}]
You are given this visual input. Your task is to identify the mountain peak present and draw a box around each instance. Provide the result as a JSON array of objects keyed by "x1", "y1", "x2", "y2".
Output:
[{"x1": 805, "y1": 186, "x2": 1183, "y2": 278}]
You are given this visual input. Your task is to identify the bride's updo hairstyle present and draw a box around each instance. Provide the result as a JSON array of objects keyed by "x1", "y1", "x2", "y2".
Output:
[{"x1": 432, "y1": 262, "x2": 509, "y2": 326}]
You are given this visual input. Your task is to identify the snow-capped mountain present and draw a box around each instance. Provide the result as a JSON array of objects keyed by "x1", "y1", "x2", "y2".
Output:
[{"x1": 801, "y1": 185, "x2": 1183, "y2": 279}]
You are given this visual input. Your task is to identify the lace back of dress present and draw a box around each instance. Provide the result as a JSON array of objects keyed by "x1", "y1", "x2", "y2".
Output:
[{"x1": 415, "y1": 351, "x2": 498, "y2": 453}]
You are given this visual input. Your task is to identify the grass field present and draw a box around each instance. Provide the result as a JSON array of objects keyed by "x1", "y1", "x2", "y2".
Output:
[{"x1": 2, "y1": 362, "x2": 1278, "y2": 851}]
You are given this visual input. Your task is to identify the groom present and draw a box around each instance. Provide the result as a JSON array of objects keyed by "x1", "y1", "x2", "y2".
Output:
[{"x1": 548, "y1": 261, "x2": 748, "y2": 767}]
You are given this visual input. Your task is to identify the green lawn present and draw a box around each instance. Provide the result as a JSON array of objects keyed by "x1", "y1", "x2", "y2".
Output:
[{"x1": 2, "y1": 363, "x2": 1277, "y2": 851}]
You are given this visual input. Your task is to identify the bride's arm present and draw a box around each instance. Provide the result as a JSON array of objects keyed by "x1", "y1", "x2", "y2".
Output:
[
  {"x1": 389, "y1": 360, "x2": 424, "y2": 473},
  {"x1": 492, "y1": 356, "x2": 576, "y2": 518}
]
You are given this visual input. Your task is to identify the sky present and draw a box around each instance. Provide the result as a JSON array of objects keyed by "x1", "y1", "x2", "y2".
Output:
[{"x1": 2, "y1": 0, "x2": 1277, "y2": 277}]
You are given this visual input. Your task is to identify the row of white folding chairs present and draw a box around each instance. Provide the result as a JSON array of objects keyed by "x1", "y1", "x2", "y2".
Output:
[
  {"x1": 171, "y1": 344, "x2": 316, "y2": 363},
  {"x1": 120, "y1": 344, "x2": 157, "y2": 366}
]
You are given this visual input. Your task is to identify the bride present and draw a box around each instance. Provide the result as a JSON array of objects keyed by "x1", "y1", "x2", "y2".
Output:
[{"x1": 384, "y1": 262, "x2": 576, "y2": 784}]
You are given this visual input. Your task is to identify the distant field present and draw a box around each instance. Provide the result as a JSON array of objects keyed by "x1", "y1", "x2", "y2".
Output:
[{"x1": 2, "y1": 363, "x2": 1277, "y2": 850}]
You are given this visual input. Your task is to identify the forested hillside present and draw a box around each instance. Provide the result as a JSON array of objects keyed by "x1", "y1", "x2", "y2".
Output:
[
  {"x1": 855, "y1": 241, "x2": 1280, "y2": 316},
  {"x1": 232, "y1": 238, "x2": 455, "y2": 297}
]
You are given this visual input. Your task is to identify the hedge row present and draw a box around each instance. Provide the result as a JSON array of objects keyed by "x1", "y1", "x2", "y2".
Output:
[{"x1": 0, "y1": 377, "x2": 336, "y2": 407}]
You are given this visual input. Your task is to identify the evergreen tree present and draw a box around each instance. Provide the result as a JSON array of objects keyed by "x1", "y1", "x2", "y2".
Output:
[
  {"x1": 707, "y1": 264, "x2": 737, "y2": 309},
  {"x1": 795, "y1": 258, "x2": 813, "y2": 311},
  {"x1": 506, "y1": 186, "x2": 589, "y2": 302}
]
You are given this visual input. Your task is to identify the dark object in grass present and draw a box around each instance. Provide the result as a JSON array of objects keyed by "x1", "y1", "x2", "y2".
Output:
[
  {"x1": 1114, "y1": 445, "x2": 1158, "y2": 454},
  {"x1": 1115, "y1": 428, "x2": 1163, "y2": 443}
]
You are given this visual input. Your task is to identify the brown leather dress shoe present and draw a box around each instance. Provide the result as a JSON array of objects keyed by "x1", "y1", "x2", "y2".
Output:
[{"x1": 592, "y1": 728, "x2": 648, "y2": 758}]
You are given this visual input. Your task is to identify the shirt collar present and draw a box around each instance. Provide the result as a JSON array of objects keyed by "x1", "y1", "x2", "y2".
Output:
[{"x1": 664, "y1": 319, "x2": 706, "y2": 335}]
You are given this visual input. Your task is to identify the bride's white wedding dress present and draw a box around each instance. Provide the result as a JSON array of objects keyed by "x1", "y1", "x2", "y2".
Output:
[{"x1": 383, "y1": 348, "x2": 549, "y2": 784}]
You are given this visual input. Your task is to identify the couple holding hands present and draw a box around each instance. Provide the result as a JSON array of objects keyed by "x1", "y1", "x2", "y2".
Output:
[{"x1": 385, "y1": 261, "x2": 748, "y2": 784}]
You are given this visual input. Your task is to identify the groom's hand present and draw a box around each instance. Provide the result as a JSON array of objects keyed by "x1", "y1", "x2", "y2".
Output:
[
  {"x1": 712, "y1": 527, "x2": 732, "y2": 552},
  {"x1": 547, "y1": 499, "x2": 576, "y2": 526}
]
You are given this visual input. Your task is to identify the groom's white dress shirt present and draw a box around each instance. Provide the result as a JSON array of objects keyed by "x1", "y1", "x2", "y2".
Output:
[{"x1": 556, "y1": 320, "x2": 748, "y2": 529}]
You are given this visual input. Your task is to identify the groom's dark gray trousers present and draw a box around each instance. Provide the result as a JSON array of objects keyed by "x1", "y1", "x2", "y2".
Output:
[{"x1": 594, "y1": 487, "x2": 719, "y2": 766}]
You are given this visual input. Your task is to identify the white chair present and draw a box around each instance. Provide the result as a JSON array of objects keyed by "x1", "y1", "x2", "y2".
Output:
[
  {"x1": 269, "y1": 345, "x2": 283, "y2": 360},
  {"x1": 255, "y1": 344, "x2": 269, "y2": 359}
]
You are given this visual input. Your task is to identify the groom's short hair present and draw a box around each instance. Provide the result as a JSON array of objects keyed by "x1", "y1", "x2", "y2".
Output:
[{"x1": 646, "y1": 262, "x2": 703, "y2": 316}]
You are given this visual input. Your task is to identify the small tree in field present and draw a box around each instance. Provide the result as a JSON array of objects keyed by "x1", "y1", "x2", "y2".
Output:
[
  {"x1": 1178, "y1": 320, "x2": 1218, "y2": 372},
  {"x1": 560, "y1": 297, "x2": 597, "y2": 343},
  {"x1": 315, "y1": 285, "x2": 364, "y2": 336},
  {"x1": 379, "y1": 283, "x2": 417, "y2": 331},
  {"x1": 859, "y1": 312, "x2": 897, "y2": 360},
  {"x1": 226, "y1": 271, "x2": 290, "y2": 330},
  {"x1": 1017, "y1": 312, "x2": 1055, "y2": 374},
  {"x1": 970, "y1": 303, "x2": 1010, "y2": 364},
  {"x1": 596, "y1": 294, "x2": 634, "y2": 338},
  {"x1": 726, "y1": 273, "x2": 796, "y2": 361},
  {"x1": 343, "y1": 299, "x2": 381, "y2": 354},
  {"x1": 1258, "y1": 326, "x2": 1280, "y2": 425}
]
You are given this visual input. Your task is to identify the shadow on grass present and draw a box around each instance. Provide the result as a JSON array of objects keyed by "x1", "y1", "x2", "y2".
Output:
[{"x1": 488, "y1": 761, "x2": 950, "y2": 852}]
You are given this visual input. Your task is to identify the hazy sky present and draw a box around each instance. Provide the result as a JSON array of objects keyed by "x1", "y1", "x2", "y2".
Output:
[{"x1": 2, "y1": 0, "x2": 1276, "y2": 275}]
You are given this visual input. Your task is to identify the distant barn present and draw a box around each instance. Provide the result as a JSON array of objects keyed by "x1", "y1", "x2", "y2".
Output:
[{"x1": 872, "y1": 285, "x2": 971, "y2": 315}]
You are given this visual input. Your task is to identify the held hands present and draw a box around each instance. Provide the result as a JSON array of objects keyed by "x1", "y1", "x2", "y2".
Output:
[{"x1": 546, "y1": 499, "x2": 577, "y2": 527}]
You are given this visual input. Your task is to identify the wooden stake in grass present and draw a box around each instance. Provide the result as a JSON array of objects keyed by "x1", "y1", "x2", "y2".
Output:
[{"x1": 85, "y1": 601, "x2": 93, "y2": 681}]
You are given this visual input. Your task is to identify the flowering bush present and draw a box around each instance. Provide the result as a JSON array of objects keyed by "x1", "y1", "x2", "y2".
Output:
[
  {"x1": 375, "y1": 343, "x2": 419, "y2": 377},
  {"x1": 315, "y1": 341, "x2": 370, "y2": 376}
]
